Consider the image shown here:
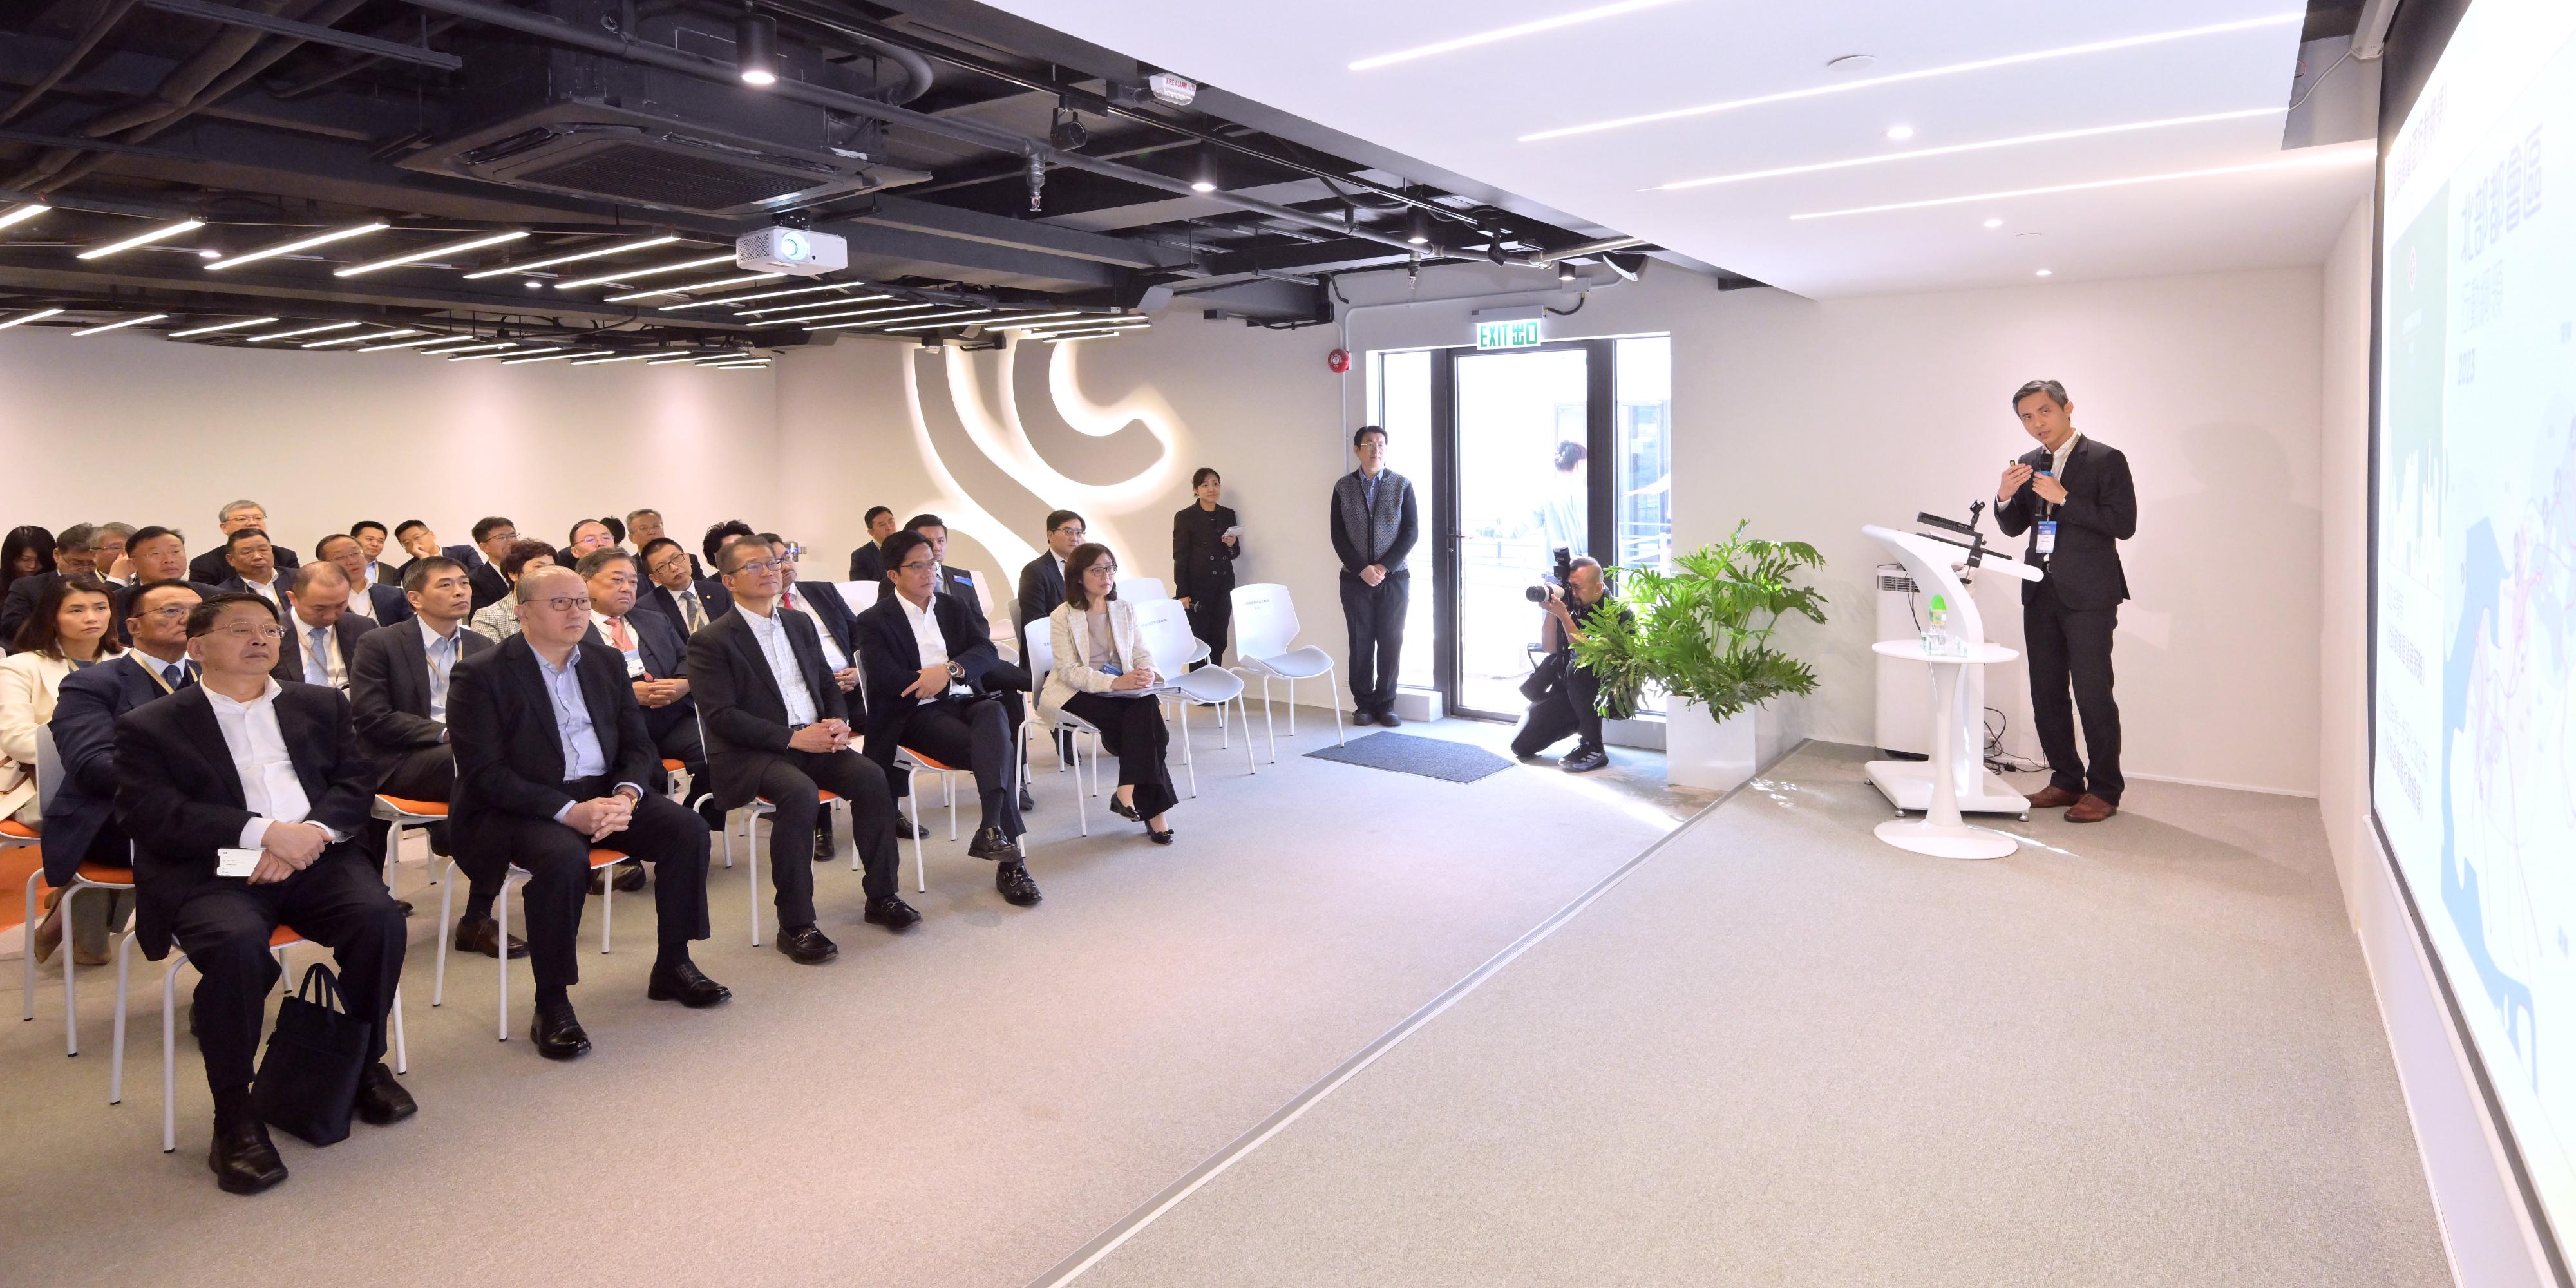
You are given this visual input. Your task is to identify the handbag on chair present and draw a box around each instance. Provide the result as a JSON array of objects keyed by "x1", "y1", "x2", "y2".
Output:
[{"x1": 252, "y1": 962, "x2": 369, "y2": 1146}]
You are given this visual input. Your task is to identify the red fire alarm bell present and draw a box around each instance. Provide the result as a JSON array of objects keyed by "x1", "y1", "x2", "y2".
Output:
[{"x1": 1326, "y1": 348, "x2": 1350, "y2": 374}]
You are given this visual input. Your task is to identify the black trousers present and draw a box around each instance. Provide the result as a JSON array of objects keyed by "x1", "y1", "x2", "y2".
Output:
[
  {"x1": 750, "y1": 748, "x2": 900, "y2": 916},
  {"x1": 891, "y1": 694, "x2": 1024, "y2": 840},
  {"x1": 1339, "y1": 572, "x2": 1408, "y2": 714},
  {"x1": 1510, "y1": 659, "x2": 1603, "y2": 758},
  {"x1": 462, "y1": 784, "x2": 711, "y2": 990},
  {"x1": 2023, "y1": 581, "x2": 2123, "y2": 804},
  {"x1": 1060, "y1": 690, "x2": 1179, "y2": 820},
  {"x1": 167, "y1": 851, "x2": 406, "y2": 1110},
  {"x1": 1184, "y1": 594, "x2": 1231, "y2": 668}
]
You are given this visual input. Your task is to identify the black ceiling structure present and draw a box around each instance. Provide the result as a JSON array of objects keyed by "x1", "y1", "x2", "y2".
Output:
[{"x1": 0, "y1": 0, "x2": 1671, "y2": 363}]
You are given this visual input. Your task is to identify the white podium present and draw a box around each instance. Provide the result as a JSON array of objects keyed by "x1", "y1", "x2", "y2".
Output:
[{"x1": 1861, "y1": 524, "x2": 2042, "y2": 860}]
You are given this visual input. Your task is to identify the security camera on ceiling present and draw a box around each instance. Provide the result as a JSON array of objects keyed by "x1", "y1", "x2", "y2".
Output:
[{"x1": 737, "y1": 225, "x2": 848, "y2": 276}]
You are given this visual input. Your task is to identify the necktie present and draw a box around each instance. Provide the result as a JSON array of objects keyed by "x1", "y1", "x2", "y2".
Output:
[
  {"x1": 680, "y1": 589, "x2": 706, "y2": 633},
  {"x1": 163, "y1": 663, "x2": 184, "y2": 689},
  {"x1": 429, "y1": 634, "x2": 455, "y2": 716},
  {"x1": 308, "y1": 626, "x2": 332, "y2": 685}
]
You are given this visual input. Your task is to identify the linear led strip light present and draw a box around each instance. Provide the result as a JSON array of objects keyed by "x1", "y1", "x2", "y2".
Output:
[
  {"x1": 206, "y1": 222, "x2": 388, "y2": 270},
  {"x1": 1349, "y1": 0, "x2": 1685, "y2": 70},
  {"x1": 741, "y1": 294, "x2": 902, "y2": 318},
  {"x1": 462, "y1": 234, "x2": 681, "y2": 279},
  {"x1": 554, "y1": 253, "x2": 734, "y2": 292},
  {"x1": 571, "y1": 352, "x2": 652, "y2": 366},
  {"x1": 453, "y1": 345, "x2": 554, "y2": 363},
  {"x1": 358, "y1": 334, "x2": 454, "y2": 352},
  {"x1": 676, "y1": 285, "x2": 886, "y2": 312},
  {"x1": 1043, "y1": 330, "x2": 1124, "y2": 344},
  {"x1": 305, "y1": 327, "x2": 419, "y2": 348},
  {"x1": 871, "y1": 310, "x2": 995, "y2": 332},
  {"x1": 418, "y1": 339, "x2": 512, "y2": 356},
  {"x1": 71, "y1": 312, "x2": 168, "y2": 336},
  {"x1": 502, "y1": 348, "x2": 607, "y2": 365},
  {"x1": 167, "y1": 316, "x2": 276, "y2": 339},
  {"x1": 0, "y1": 204, "x2": 49, "y2": 231},
  {"x1": 77, "y1": 218, "x2": 205, "y2": 260},
  {"x1": 336, "y1": 231, "x2": 527, "y2": 277},
  {"x1": 606, "y1": 271, "x2": 785, "y2": 303},
  {"x1": 1005, "y1": 315, "x2": 1146, "y2": 332},
  {"x1": 1649, "y1": 107, "x2": 2284, "y2": 192},
  {"x1": 248, "y1": 321, "x2": 361, "y2": 343},
  {"x1": 1520, "y1": 12, "x2": 2304, "y2": 142},
  {"x1": 792, "y1": 303, "x2": 942, "y2": 328},
  {"x1": 1786, "y1": 147, "x2": 2375, "y2": 220},
  {"x1": 0, "y1": 307, "x2": 64, "y2": 330}
]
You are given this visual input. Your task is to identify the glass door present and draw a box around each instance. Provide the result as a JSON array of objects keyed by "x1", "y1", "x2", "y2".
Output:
[{"x1": 1451, "y1": 345, "x2": 1593, "y2": 718}]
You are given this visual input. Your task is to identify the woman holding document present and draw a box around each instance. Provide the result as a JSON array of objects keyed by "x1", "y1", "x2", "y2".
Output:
[
  {"x1": 1171, "y1": 467, "x2": 1241, "y2": 667},
  {"x1": 1043, "y1": 544, "x2": 1178, "y2": 844}
]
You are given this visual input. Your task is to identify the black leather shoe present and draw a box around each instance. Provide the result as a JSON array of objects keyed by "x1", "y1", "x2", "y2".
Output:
[
  {"x1": 996, "y1": 861, "x2": 1042, "y2": 907},
  {"x1": 1108, "y1": 795, "x2": 1141, "y2": 823},
  {"x1": 775, "y1": 923, "x2": 839, "y2": 964},
  {"x1": 811, "y1": 829, "x2": 835, "y2": 864},
  {"x1": 891, "y1": 814, "x2": 920, "y2": 840},
  {"x1": 353, "y1": 1061, "x2": 417, "y2": 1126},
  {"x1": 1147, "y1": 828, "x2": 1175, "y2": 846},
  {"x1": 392, "y1": 899, "x2": 415, "y2": 918},
  {"x1": 1019, "y1": 784, "x2": 1037, "y2": 813},
  {"x1": 863, "y1": 896, "x2": 921, "y2": 931},
  {"x1": 967, "y1": 824, "x2": 1024, "y2": 863},
  {"x1": 647, "y1": 957, "x2": 734, "y2": 1006},
  {"x1": 530, "y1": 1001, "x2": 591, "y2": 1061},
  {"x1": 614, "y1": 859, "x2": 647, "y2": 891},
  {"x1": 1351, "y1": 710, "x2": 1378, "y2": 726},
  {"x1": 1376, "y1": 708, "x2": 1403, "y2": 727},
  {"x1": 209, "y1": 1115, "x2": 288, "y2": 1195},
  {"x1": 697, "y1": 799, "x2": 728, "y2": 832},
  {"x1": 453, "y1": 915, "x2": 527, "y2": 960}
]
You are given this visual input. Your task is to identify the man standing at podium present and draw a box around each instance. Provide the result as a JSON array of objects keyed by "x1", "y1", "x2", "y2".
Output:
[{"x1": 1994, "y1": 379, "x2": 2136, "y2": 822}]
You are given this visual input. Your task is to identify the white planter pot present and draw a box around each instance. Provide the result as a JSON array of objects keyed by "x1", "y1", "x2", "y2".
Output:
[{"x1": 1663, "y1": 696, "x2": 1788, "y2": 792}]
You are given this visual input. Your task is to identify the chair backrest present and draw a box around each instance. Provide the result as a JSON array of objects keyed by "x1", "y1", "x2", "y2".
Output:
[
  {"x1": 1230, "y1": 583, "x2": 1300, "y2": 659},
  {"x1": 1131, "y1": 597, "x2": 1193, "y2": 672},
  {"x1": 1119, "y1": 576, "x2": 1170, "y2": 603},
  {"x1": 835, "y1": 579, "x2": 879, "y2": 609},
  {"x1": 966, "y1": 568, "x2": 998, "y2": 617},
  {"x1": 35, "y1": 723, "x2": 62, "y2": 815},
  {"x1": 1022, "y1": 618, "x2": 1054, "y2": 685}
]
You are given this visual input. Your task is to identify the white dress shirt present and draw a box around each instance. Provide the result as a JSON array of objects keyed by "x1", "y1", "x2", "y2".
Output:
[
  {"x1": 204, "y1": 679, "x2": 341, "y2": 850},
  {"x1": 2048, "y1": 431, "x2": 2081, "y2": 479},
  {"x1": 343, "y1": 586, "x2": 376, "y2": 621},
  {"x1": 238, "y1": 574, "x2": 281, "y2": 607},
  {"x1": 741, "y1": 604, "x2": 821, "y2": 725},
  {"x1": 896, "y1": 591, "x2": 970, "y2": 697},
  {"x1": 780, "y1": 586, "x2": 850, "y2": 670}
]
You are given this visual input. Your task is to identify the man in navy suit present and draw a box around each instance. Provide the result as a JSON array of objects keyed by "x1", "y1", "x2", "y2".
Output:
[
  {"x1": 316, "y1": 533, "x2": 413, "y2": 626},
  {"x1": 214, "y1": 528, "x2": 290, "y2": 612},
  {"x1": 37, "y1": 578, "x2": 202, "y2": 962},
  {"x1": 270, "y1": 563, "x2": 377, "y2": 691},
  {"x1": 465, "y1": 517, "x2": 519, "y2": 612},
  {"x1": 846, "y1": 506, "x2": 897, "y2": 583},
  {"x1": 186, "y1": 500, "x2": 300, "y2": 587},
  {"x1": 1994, "y1": 379, "x2": 2139, "y2": 824},
  {"x1": 893, "y1": 517, "x2": 1033, "y2": 811},
  {"x1": 578, "y1": 547, "x2": 719, "y2": 893},
  {"x1": 392, "y1": 519, "x2": 480, "y2": 582},
  {"x1": 635, "y1": 536, "x2": 730, "y2": 637},
  {"x1": 117, "y1": 592, "x2": 412, "y2": 1193}
]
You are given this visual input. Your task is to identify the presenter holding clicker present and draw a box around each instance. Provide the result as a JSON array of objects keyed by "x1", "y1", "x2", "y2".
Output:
[{"x1": 1994, "y1": 379, "x2": 2136, "y2": 822}]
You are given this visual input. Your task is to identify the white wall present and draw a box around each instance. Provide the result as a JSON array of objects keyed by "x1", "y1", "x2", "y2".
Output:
[{"x1": 0, "y1": 330, "x2": 782, "y2": 564}]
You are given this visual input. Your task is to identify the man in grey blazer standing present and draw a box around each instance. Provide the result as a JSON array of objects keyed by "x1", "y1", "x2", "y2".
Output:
[{"x1": 1329, "y1": 424, "x2": 1419, "y2": 726}]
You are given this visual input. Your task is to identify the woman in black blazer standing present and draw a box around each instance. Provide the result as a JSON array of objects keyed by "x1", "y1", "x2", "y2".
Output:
[{"x1": 1171, "y1": 468, "x2": 1240, "y2": 667}]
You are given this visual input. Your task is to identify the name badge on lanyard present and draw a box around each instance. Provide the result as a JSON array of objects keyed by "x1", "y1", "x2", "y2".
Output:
[
  {"x1": 622, "y1": 648, "x2": 647, "y2": 679},
  {"x1": 2035, "y1": 520, "x2": 2058, "y2": 557}
]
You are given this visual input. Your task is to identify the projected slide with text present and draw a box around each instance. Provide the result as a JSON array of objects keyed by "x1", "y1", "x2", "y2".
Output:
[{"x1": 2377, "y1": 0, "x2": 2576, "y2": 1249}]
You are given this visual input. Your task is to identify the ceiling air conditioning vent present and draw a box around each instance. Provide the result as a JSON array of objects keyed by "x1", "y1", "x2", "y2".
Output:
[{"x1": 456, "y1": 124, "x2": 874, "y2": 214}]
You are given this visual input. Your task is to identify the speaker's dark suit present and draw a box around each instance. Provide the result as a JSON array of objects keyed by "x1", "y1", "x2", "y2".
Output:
[
  {"x1": 688, "y1": 607, "x2": 900, "y2": 916},
  {"x1": 855, "y1": 590, "x2": 1023, "y2": 839},
  {"x1": 1996, "y1": 433, "x2": 2137, "y2": 802},
  {"x1": 638, "y1": 578, "x2": 732, "y2": 636},
  {"x1": 189, "y1": 545, "x2": 298, "y2": 589},
  {"x1": 270, "y1": 611, "x2": 377, "y2": 689},
  {"x1": 583, "y1": 609, "x2": 703, "y2": 779},
  {"x1": 847, "y1": 541, "x2": 886, "y2": 585},
  {"x1": 115, "y1": 681, "x2": 405, "y2": 1101},
  {"x1": 446, "y1": 634, "x2": 710, "y2": 989},
  {"x1": 43, "y1": 652, "x2": 193, "y2": 884}
]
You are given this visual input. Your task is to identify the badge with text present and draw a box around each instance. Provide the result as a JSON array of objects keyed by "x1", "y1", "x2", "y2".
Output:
[{"x1": 2035, "y1": 520, "x2": 2058, "y2": 557}]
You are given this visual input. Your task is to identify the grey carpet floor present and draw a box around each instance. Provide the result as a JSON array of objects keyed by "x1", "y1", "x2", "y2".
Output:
[
  {"x1": 1065, "y1": 744, "x2": 2450, "y2": 1288},
  {"x1": 0, "y1": 710, "x2": 1690, "y2": 1288}
]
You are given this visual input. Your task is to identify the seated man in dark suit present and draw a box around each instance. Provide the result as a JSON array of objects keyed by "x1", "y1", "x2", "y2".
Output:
[
  {"x1": 111, "y1": 526, "x2": 221, "y2": 645},
  {"x1": 447, "y1": 567, "x2": 728, "y2": 1059},
  {"x1": 636, "y1": 536, "x2": 730, "y2": 636},
  {"x1": 898, "y1": 516, "x2": 1034, "y2": 810},
  {"x1": 846, "y1": 506, "x2": 897, "y2": 583},
  {"x1": 271, "y1": 562, "x2": 375, "y2": 692},
  {"x1": 349, "y1": 556, "x2": 520, "y2": 959},
  {"x1": 466, "y1": 516, "x2": 519, "y2": 611},
  {"x1": 1015, "y1": 509, "x2": 1084, "y2": 645},
  {"x1": 0, "y1": 522, "x2": 95, "y2": 643},
  {"x1": 316, "y1": 533, "x2": 413, "y2": 625},
  {"x1": 116, "y1": 592, "x2": 413, "y2": 1194},
  {"x1": 187, "y1": 500, "x2": 300, "y2": 587},
  {"x1": 690, "y1": 535, "x2": 911, "y2": 960},
  {"x1": 35, "y1": 578, "x2": 202, "y2": 963},
  {"x1": 857, "y1": 531, "x2": 1039, "y2": 908},
  {"x1": 392, "y1": 519, "x2": 481, "y2": 582},
  {"x1": 578, "y1": 547, "x2": 720, "y2": 892},
  {"x1": 350, "y1": 520, "x2": 399, "y2": 587},
  {"x1": 216, "y1": 527, "x2": 289, "y2": 611},
  {"x1": 765, "y1": 532, "x2": 882, "y2": 851}
]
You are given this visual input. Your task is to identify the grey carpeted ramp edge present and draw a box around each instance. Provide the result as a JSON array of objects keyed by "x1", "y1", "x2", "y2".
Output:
[{"x1": 1304, "y1": 731, "x2": 1515, "y2": 782}]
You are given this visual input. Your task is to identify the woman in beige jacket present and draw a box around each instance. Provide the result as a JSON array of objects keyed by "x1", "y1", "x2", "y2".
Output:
[
  {"x1": 1040, "y1": 544, "x2": 1177, "y2": 843},
  {"x1": 3, "y1": 574, "x2": 122, "y2": 964}
]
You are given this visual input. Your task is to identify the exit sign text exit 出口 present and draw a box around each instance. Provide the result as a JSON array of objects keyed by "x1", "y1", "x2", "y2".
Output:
[{"x1": 1475, "y1": 319, "x2": 1543, "y2": 350}]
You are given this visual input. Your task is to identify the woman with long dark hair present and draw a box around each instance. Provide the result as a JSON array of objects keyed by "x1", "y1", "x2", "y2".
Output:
[
  {"x1": 2, "y1": 574, "x2": 124, "y2": 963},
  {"x1": 1170, "y1": 468, "x2": 1240, "y2": 667},
  {"x1": 3, "y1": 525, "x2": 55, "y2": 589}
]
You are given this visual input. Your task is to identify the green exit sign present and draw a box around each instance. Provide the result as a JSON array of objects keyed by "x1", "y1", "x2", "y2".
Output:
[{"x1": 1475, "y1": 318, "x2": 1544, "y2": 350}]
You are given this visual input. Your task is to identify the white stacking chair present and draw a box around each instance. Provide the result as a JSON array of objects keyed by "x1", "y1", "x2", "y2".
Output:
[
  {"x1": 1229, "y1": 583, "x2": 1345, "y2": 761},
  {"x1": 1022, "y1": 621, "x2": 1106, "y2": 839},
  {"x1": 1132, "y1": 598, "x2": 1255, "y2": 796},
  {"x1": 965, "y1": 568, "x2": 1020, "y2": 660},
  {"x1": 431, "y1": 847, "x2": 626, "y2": 1038},
  {"x1": 1119, "y1": 576, "x2": 1170, "y2": 602},
  {"x1": 834, "y1": 579, "x2": 879, "y2": 610},
  {"x1": 19, "y1": 726, "x2": 138, "y2": 1056}
]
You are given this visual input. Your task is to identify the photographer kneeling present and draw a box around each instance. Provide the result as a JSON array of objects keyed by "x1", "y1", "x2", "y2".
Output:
[{"x1": 1511, "y1": 556, "x2": 1627, "y2": 773}]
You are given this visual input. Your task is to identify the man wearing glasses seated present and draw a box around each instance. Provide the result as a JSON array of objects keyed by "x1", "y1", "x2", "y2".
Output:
[
  {"x1": 446, "y1": 568, "x2": 728, "y2": 1060},
  {"x1": 115, "y1": 592, "x2": 414, "y2": 1193}
]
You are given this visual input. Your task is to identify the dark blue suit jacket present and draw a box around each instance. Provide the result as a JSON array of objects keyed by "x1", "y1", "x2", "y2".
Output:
[
  {"x1": 362, "y1": 582, "x2": 415, "y2": 626},
  {"x1": 639, "y1": 577, "x2": 732, "y2": 634},
  {"x1": 43, "y1": 652, "x2": 194, "y2": 884}
]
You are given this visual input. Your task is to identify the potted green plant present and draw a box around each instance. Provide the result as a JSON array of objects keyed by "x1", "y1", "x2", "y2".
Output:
[{"x1": 1572, "y1": 522, "x2": 1826, "y2": 790}]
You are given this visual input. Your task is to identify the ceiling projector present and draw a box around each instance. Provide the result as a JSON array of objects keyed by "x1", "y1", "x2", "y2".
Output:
[{"x1": 737, "y1": 226, "x2": 847, "y2": 276}]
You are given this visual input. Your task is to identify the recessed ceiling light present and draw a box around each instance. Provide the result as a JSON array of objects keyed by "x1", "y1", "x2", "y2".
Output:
[
  {"x1": 205, "y1": 221, "x2": 388, "y2": 270},
  {"x1": 461, "y1": 234, "x2": 681, "y2": 279},
  {"x1": 1647, "y1": 107, "x2": 2283, "y2": 192},
  {"x1": 1984, "y1": 218, "x2": 2004, "y2": 229},
  {"x1": 1786, "y1": 146, "x2": 2372, "y2": 220},
  {"x1": 0, "y1": 307, "x2": 63, "y2": 330},
  {"x1": 1885, "y1": 124, "x2": 1915, "y2": 141},
  {"x1": 71, "y1": 312, "x2": 167, "y2": 336},
  {"x1": 1348, "y1": 0, "x2": 1685, "y2": 71},
  {"x1": 2036, "y1": 269, "x2": 2054, "y2": 277},
  {"x1": 1191, "y1": 180, "x2": 1217, "y2": 193},
  {"x1": 197, "y1": 248, "x2": 220, "y2": 259},
  {"x1": 77, "y1": 218, "x2": 205, "y2": 260},
  {"x1": 1522, "y1": 12, "x2": 2303, "y2": 142}
]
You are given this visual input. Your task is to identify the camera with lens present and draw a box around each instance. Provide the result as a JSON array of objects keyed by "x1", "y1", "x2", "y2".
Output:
[{"x1": 1524, "y1": 545, "x2": 1575, "y2": 602}]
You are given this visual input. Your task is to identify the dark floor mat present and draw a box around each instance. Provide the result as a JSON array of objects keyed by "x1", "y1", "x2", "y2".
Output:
[{"x1": 1303, "y1": 731, "x2": 1515, "y2": 783}]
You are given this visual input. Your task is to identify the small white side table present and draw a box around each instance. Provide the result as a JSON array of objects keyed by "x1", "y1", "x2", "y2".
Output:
[{"x1": 1869, "y1": 639, "x2": 2022, "y2": 860}]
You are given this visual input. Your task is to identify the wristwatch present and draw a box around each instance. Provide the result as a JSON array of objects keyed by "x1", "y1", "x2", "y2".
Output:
[{"x1": 945, "y1": 660, "x2": 965, "y2": 680}]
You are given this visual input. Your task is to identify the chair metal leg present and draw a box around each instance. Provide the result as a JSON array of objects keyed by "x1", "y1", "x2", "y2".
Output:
[
  {"x1": 433, "y1": 860, "x2": 457, "y2": 1007},
  {"x1": 495, "y1": 876, "x2": 513, "y2": 1041},
  {"x1": 390, "y1": 983, "x2": 407, "y2": 1074},
  {"x1": 62, "y1": 884, "x2": 81, "y2": 1056},
  {"x1": 1261, "y1": 677, "x2": 1280, "y2": 764},
  {"x1": 944, "y1": 773, "x2": 958, "y2": 840},
  {"x1": 1239, "y1": 696, "x2": 1258, "y2": 773},
  {"x1": 23, "y1": 868, "x2": 41, "y2": 1023},
  {"x1": 747, "y1": 810, "x2": 764, "y2": 947},
  {"x1": 1287, "y1": 677, "x2": 1296, "y2": 735},
  {"x1": 599, "y1": 862, "x2": 613, "y2": 954},
  {"x1": 110, "y1": 931, "x2": 134, "y2": 1104},
  {"x1": 160, "y1": 956, "x2": 179, "y2": 1153},
  {"x1": 1180, "y1": 701, "x2": 1198, "y2": 799},
  {"x1": 1331, "y1": 687, "x2": 1346, "y2": 746},
  {"x1": 907, "y1": 770, "x2": 925, "y2": 893}
]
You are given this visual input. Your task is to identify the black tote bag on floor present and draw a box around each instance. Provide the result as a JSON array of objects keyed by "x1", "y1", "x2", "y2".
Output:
[{"x1": 252, "y1": 962, "x2": 368, "y2": 1147}]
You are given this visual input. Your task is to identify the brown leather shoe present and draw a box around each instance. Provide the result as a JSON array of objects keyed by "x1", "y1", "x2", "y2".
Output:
[
  {"x1": 2025, "y1": 786, "x2": 2082, "y2": 809},
  {"x1": 2067, "y1": 793, "x2": 2117, "y2": 822}
]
